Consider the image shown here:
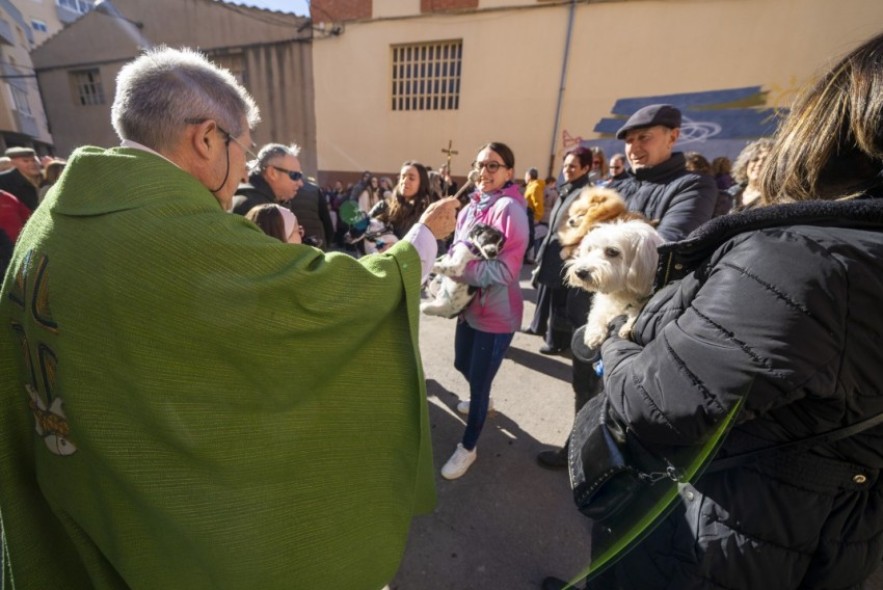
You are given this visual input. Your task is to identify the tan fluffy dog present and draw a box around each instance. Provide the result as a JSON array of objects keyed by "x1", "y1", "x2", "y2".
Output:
[{"x1": 558, "y1": 187, "x2": 649, "y2": 260}]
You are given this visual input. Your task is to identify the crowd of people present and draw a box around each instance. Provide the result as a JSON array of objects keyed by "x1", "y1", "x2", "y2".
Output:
[
  {"x1": 539, "y1": 35, "x2": 883, "y2": 590},
  {"x1": 2, "y1": 30, "x2": 883, "y2": 590},
  {"x1": 0, "y1": 148, "x2": 66, "y2": 276},
  {"x1": 258, "y1": 138, "x2": 765, "y2": 269},
  {"x1": 304, "y1": 165, "x2": 459, "y2": 254}
]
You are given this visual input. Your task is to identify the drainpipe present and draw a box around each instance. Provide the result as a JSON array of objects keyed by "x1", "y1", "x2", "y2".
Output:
[{"x1": 547, "y1": 0, "x2": 577, "y2": 179}]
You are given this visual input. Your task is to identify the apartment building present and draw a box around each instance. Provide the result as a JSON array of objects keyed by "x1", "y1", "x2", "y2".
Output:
[{"x1": 0, "y1": 0, "x2": 55, "y2": 154}]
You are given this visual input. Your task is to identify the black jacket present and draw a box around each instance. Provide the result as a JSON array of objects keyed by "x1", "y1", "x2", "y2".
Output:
[
  {"x1": 533, "y1": 174, "x2": 591, "y2": 287},
  {"x1": 0, "y1": 169, "x2": 39, "y2": 212},
  {"x1": 596, "y1": 194, "x2": 883, "y2": 589},
  {"x1": 288, "y1": 181, "x2": 333, "y2": 250},
  {"x1": 231, "y1": 175, "x2": 276, "y2": 216},
  {"x1": 0, "y1": 228, "x2": 11, "y2": 278},
  {"x1": 608, "y1": 152, "x2": 717, "y2": 242}
]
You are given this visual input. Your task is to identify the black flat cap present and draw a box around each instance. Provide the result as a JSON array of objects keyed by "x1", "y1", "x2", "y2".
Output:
[{"x1": 615, "y1": 104, "x2": 682, "y2": 140}]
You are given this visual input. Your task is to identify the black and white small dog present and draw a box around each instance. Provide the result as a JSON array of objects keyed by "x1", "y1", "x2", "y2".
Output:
[{"x1": 421, "y1": 223, "x2": 507, "y2": 318}]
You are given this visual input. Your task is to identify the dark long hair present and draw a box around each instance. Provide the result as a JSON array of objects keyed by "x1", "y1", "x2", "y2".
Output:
[
  {"x1": 684, "y1": 151, "x2": 713, "y2": 175},
  {"x1": 386, "y1": 161, "x2": 432, "y2": 235},
  {"x1": 245, "y1": 204, "x2": 286, "y2": 242},
  {"x1": 760, "y1": 32, "x2": 883, "y2": 203}
]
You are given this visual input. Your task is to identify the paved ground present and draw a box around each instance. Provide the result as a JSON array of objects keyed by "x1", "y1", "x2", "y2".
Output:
[
  {"x1": 391, "y1": 267, "x2": 591, "y2": 590},
  {"x1": 390, "y1": 265, "x2": 883, "y2": 590}
]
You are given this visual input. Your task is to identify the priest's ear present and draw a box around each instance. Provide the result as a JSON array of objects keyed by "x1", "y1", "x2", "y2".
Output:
[{"x1": 188, "y1": 119, "x2": 224, "y2": 161}]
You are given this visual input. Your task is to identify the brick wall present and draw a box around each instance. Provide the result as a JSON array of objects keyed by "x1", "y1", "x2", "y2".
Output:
[
  {"x1": 310, "y1": 0, "x2": 371, "y2": 22},
  {"x1": 311, "y1": 0, "x2": 479, "y2": 22},
  {"x1": 420, "y1": 0, "x2": 479, "y2": 12}
]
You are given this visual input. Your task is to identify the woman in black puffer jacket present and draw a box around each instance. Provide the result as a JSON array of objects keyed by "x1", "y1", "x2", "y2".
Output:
[{"x1": 569, "y1": 32, "x2": 883, "y2": 590}]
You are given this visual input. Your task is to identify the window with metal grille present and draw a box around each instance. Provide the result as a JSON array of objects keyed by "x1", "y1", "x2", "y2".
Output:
[
  {"x1": 71, "y1": 69, "x2": 105, "y2": 106},
  {"x1": 391, "y1": 40, "x2": 462, "y2": 111}
]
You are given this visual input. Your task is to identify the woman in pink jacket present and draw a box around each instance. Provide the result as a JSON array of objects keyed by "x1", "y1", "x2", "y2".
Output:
[{"x1": 441, "y1": 142, "x2": 530, "y2": 480}]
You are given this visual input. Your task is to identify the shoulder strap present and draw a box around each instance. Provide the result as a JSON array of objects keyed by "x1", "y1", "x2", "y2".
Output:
[{"x1": 707, "y1": 409, "x2": 883, "y2": 473}]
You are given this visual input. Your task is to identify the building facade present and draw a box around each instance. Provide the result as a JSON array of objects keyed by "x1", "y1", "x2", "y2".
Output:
[
  {"x1": 11, "y1": 0, "x2": 97, "y2": 49},
  {"x1": 310, "y1": 0, "x2": 883, "y2": 185},
  {"x1": 0, "y1": 0, "x2": 54, "y2": 154},
  {"x1": 30, "y1": 0, "x2": 317, "y2": 173}
]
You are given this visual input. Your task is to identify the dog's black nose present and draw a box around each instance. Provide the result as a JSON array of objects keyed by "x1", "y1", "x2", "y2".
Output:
[{"x1": 575, "y1": 268, "x2": 591, "y2": 281}]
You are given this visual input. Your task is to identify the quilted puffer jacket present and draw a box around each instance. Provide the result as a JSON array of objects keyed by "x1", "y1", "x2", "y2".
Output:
[{"x1": 596, "y1": 193, "x2": 883, "y2": 590}]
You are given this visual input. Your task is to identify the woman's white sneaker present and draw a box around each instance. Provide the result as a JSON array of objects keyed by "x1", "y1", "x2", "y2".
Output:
[
  {"x1": 456, "y1": 399, "x2": 494, "y2": 415},
  {"x1": 441, "y1": 443, "x2": 477, "y2": 480}
]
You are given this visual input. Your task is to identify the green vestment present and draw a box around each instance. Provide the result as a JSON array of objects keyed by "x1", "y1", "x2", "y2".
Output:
[{"x1": 0, "y1": 147, "x2": 436, "y2": 589}]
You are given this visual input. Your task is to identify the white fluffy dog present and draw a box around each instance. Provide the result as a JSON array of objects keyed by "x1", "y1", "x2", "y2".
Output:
[
  {"x1": 564, "y1": 219, "x2": 664, "y2": 349},
  {"x1": 421, "y1": 223, "x2": 506, "y2": 318}
]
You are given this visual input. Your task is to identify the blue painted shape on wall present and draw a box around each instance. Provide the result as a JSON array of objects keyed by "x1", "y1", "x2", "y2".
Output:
[
  {"x1": 609, "y1": 87, "x2": 765, "y2": 114},
  {"x1": 594, "y1": 109, "x2": 783, "y2": 139},
  {"x1": 592, "y1": 86, "x2": 788, "y2": 142}
]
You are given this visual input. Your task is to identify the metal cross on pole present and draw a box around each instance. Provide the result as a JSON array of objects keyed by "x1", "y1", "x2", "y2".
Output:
[{"x1": 440, "y1": 140, "x2": 458, "y2": 171}]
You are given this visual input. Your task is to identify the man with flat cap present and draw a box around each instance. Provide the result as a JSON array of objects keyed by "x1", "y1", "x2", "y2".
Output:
[
  {"x1": 537, "y1": 105, "x2": 717, "y2": 467},
  {"x1": 607, "y1": 103, "x2": 717, "y2": 241},
  {"x1": 539, "y1": 104, "x2": 718, "y2": 590},
  {"x1": 0, "y1": 147, "x2": 43, "y2": 211}
]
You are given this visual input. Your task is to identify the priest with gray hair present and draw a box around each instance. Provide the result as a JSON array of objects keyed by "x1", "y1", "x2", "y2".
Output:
[{"x1": 0, "y1": 45, "x2": 459, "y2": 589}]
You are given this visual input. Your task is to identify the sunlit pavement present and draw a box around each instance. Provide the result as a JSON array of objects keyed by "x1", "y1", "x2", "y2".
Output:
[{"x1": 392, "y1": 266, "x2": 592, "y2": 590}]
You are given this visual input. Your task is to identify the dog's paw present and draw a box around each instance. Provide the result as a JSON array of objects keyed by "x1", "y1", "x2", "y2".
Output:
[
  {"x1": 583, "y1": 326, "x2": 606, "y2": 350},
  {"x1": 421, "y1": 300, "x2": 457, "y2": 318},
  {"x1": 420, "y1": 301, "x2": 441, "y2": 316},
  {"x1": 617, "y1": 317, "x2": 637, "y2": 340}
]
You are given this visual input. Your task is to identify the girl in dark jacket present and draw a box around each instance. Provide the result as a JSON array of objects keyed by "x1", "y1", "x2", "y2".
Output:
[
  {"x1": 375, "y1": 161, "x2": 434, "y2": 238},
  {"x1": 546, "y1": 31, "x2": 883, "y2": 590}
]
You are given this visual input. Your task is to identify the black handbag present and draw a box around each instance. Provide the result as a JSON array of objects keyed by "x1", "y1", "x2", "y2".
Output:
[{"x1": 568, "y1": 394, "x2": 680, "y2": 522}]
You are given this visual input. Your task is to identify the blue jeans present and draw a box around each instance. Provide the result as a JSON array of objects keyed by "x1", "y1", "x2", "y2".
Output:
[{"x1": 454, "y1": 321, "x2": 514, "y2": 450}]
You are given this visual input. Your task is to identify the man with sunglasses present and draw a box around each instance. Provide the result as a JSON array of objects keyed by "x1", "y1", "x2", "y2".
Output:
[{"x1": 231, "y1": 142, "x2": 304, "y2": 215}]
